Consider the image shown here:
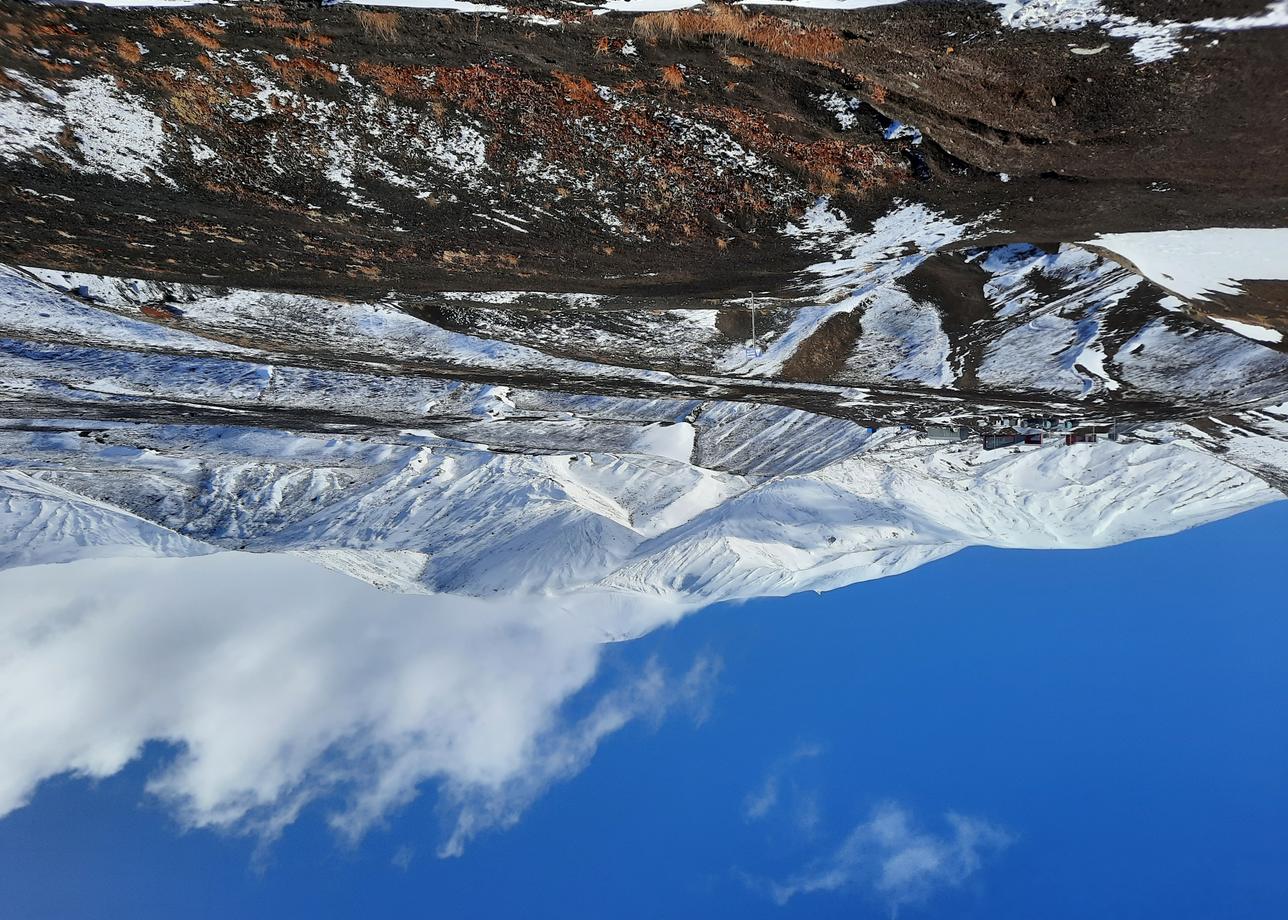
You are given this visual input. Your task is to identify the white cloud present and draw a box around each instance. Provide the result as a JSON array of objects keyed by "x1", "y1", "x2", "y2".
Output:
[
  {"x1": 744, "y1": 775, "x2": 782, "y2": 822},
  {"x1": 768, "y1": 802, "x2": 1012, "y2": 911},
  {"x1": 433, "y1": 653, "x2": 719, "y2": 857},
  {"x1": 0, "y1": 552, "x2": 713, "y2": 856},
  {"x1": 743, "y1": 742, "x2": 822, "y2": 822},
  {"x1": 792, "y1": 790, "x2": 821, "y2": 837}
]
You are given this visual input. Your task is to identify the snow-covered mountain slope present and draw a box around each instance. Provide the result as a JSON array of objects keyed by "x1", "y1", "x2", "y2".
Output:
[
  {"x1": 0, "y1": 471, "x2": 214, "y2": 571},
  {"x1": 2, "y1": 247, "x2": 1286, "y2": 614},
  {"x1": 1161, "y1": 403, "x2": 1288, "y2": 496},
  {"x1": 2, "y1": 404, "x2": 1282, "y2": 616},
  {"x1": 7, "y1": 246, "x2": 1288, "y2": 432}
]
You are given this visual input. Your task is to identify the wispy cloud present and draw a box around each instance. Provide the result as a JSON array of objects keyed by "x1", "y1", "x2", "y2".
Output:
[
  {"x1": 0, "y1": 552, "x2": 714, "y2": 858},
  {"x1": 743, "y1": 774, "x2": 781, "y2": 822},
  {"x1": 433, "y1": 654, "x2": 720, "y2": 857},
  {"x1": 743, "y1": 742, "x2": 822, "y2": 823},
  {"x1": 767, "y1": 802, "x2": 1012, "y2": 912}
]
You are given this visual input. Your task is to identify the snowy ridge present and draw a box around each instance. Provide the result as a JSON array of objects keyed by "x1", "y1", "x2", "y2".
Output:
[
  {"x1": 0, "y1": 471, "x2": 214, "y2": 571},
  {"x1": 1084, "y1": 229, "x2": 1288, "y2": 345},
  {"x1": 8, "y1": 222, "x2": 1288, "y2": 416},
  {"x1": 976, "y1": 244, "x2": 1139, "y2": 396},
  {"x1": 2, "y1": 251, "x2": 1286, "y2": 612},
  {"x1": 1, "y1": 413, "x2": 1282, "y2": 611},
  {"x1": 721, "y1": 200, "x2": 972, "y2": 379}
]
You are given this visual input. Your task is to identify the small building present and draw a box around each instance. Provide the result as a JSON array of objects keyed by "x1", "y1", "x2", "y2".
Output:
[
  {"x1": 1065, "y1": 432, "x2": 1098, "y2": 445},
  {"x1": 983, "y1": 428, "x2": 1025, "y2": 450},
  {"x1": 926, "y1": 425, "x2": 971, "y2": 442},
  {"x1": 1023, "y1": 433, "x2": 1044, "y2": 445},
  {"x1": 1107, "y1": 422, "x2": 1135, "y2": 442}
]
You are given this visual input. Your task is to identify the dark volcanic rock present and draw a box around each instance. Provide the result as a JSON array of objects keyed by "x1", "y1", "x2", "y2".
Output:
[{"x1": 1, "y1": 0, "x2": 1284, "y2": 302}]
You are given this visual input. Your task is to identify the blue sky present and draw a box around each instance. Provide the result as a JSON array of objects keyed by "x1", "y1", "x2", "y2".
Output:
[{"x1": 1, "y1": 501, "x2": 1286, "y2": 919}]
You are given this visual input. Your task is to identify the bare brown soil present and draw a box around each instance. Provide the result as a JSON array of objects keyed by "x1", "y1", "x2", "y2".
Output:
[
  {"x1": 780, "y1": 311, "x2": 864, "y2": 382},
  {"x1": 0, "y1": 0, "x2": 1284, "y2": 306}
]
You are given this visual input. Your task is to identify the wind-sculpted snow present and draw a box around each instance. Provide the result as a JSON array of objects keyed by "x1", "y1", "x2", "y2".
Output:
[
  {"x1": 1114, "y1": 320, "x2": 1288, "y2": 404},
  {"x1": 844, "y1": 286, "x2": 954, "y2": 387},
  {"x1": 975, "y1": 244, "x2": 1140, "y2": 396}
]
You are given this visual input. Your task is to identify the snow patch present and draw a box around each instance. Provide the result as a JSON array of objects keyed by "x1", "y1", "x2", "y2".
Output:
[
  {"x1": 1087, "y1": 228, "x2": 1288, "y2": 302},
  {"x1": 0, "y1": 74, "x2": 170, "y2": 185},
  {"x1": 1194, "y1": 2, "x2": 1288, "y2": 30},
  {"x1": 993, "y1": 0, "x2": 1184, "y2": 63},
  {"x1": 1211, "y1": 318, "x2": 1283, "y2": 344},
  {"x1": 882, "y1": 121, "x2": 923, "y2": 145},
  {"x1": 816, "y1": 92, "x2": 863, "y2": 131},
  {"x1": 633, "y1": 422, "x2": 696, "y2": 464}
]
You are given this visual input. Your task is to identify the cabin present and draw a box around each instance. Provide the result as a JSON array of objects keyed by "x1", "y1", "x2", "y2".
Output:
[
  {"x1": 1065, "y1": 432, "x2": 1098, "y2": 445},
  {"x1": 983, "y1": 428, "x2": 1025, "y2": 450},
  {"x1": 926, "y1": 425, "x2": 971, "y2": 442}
]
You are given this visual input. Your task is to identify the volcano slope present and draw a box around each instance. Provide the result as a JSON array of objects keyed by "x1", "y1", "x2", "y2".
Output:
[{"x1": 1, "y1": 0, "x2": 1287, "y2": 605}]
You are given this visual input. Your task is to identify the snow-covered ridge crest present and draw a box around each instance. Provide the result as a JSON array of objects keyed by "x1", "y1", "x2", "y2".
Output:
[
  {"x1": 2, "y1": 253, "x2": 1287, "y2": 609},
  {"x1": 2, "y1": 410, "x2": 1282, "y2": 609}
]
